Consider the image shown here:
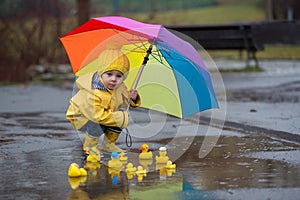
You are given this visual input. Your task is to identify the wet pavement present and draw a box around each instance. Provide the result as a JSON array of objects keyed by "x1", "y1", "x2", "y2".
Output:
[{"x1": 1, "y1": 60, "x2": 300, "y2": 199}]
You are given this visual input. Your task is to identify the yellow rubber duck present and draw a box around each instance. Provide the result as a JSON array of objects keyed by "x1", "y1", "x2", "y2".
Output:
[
  {"x1": 155, "y1": 146, "x2": 169, "y2": 164},
  {"x1": 108, "y1": 167, "x2": 121, "y2": 177},
  {"x1": 136, "y1": 165, "x2": 147, "y2": 182},
  {"x1": 68, "y1": 163, "x2": 87, "y2": 177},
  {"x1": 159, "y1": 166, "x2": 167, "y2": 179},
  {"x1": 119, "y1": 151, "x2": 128, "y2": 162},
  {"x1": 108, "y1": 167, "x2": 121, "y2": 186},
  {"x1": 166, "y1": 168, "x2": 176, "y2": 177},
  {"x1": 84, "y1": 161, "x2": 101, "y2": 176},
  {"x1": 139, "y1": 158, "x2": 153, "y2": 172},
  {"x1": 126, "y1": 163, "x2": 136, "y2": 180},
  {"x1": 108, "y1": 152, "x2": 123, "y2": 170},
  {"x1": 126, "y1": 171, "x2": 135, "y2": 180},
  {"x1": 139, "y1": 143, "x2": 153, "y2": 160},
  {"x1": 156, "y1": 163, "x2": 166, "y2": 171},
  {"x1": 136, "y1": 165, "x2": 147, "y2": 174},
  {"x1": 86, "y1": 147, "x2": 101, "y2": 163},
  {"x1": 126, "y1": 163, "x2": 137, "y2": 173},
  {"x1": 165, "y1": 160, "x2": 176, "y2": 169}
]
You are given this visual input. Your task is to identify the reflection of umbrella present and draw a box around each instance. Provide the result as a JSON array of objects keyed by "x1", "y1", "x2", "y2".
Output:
[{"x1": 60, "y1": 16, "x2": 218, "y2": 118}]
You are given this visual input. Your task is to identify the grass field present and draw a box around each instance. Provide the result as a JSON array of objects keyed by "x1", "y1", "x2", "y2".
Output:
[
  {"x1": 113, "y1": 1, "x2": 300, "y2": 60},
  {"x1": 118, "y1": 1, "x2": 266, "y2": 25},
  {"x1": 208, "y1": 45, "x2": 300, "y2": 60}
]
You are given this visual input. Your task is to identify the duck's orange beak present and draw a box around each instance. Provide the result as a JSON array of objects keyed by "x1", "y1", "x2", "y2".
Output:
[{"x1": 140, "y1": 144, "x2": 148, "y2": 151}]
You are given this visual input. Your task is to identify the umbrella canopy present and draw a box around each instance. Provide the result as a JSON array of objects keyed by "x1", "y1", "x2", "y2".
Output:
[{"x1": 60, "y1": 16, "x2": 218, "y2": 118}]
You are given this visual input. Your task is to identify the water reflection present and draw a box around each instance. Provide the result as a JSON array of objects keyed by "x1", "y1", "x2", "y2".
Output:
[
  {"x1": 67, "y1": 158, "x2": 183, "y2": 200},
  {"x1": 65, "y1": 134, "x2": 300, "y2": 199},
  {"x1": 68, "y1": 163, "x2": 128, "y2": 199},
  {"x1": 176, "y1": 135, "x2": 300, "y2": 191}
]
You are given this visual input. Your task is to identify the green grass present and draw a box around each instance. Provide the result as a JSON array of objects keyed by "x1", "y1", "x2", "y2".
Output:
[
  {"x1": 123, "y1": 5, "x2": 264, "y2": 26},
  {"x1": 114, "y1": 1, "x2": 299, "y2": 60},
  {"x1": 122, "y1": 2, "x2": 265, "y2": 25},
  {"x1": 257, "y1": 45, "x2": 300, "y2": 60},
  {"x1": 209, "y1": 45, "x2": 300, "y2": 60}
]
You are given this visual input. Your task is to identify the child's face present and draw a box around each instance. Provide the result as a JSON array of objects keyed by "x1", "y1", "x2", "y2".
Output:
[{"x1": 101, "y1": 70, "x2": 124, "y2": 90}]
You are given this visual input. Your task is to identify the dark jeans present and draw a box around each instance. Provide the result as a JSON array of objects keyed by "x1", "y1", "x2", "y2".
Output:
[{"x1": 79, "y1": 121, "x2": 122, "y2": 137}]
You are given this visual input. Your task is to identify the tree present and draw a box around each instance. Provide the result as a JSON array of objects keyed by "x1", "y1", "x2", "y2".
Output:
[
  {"x1": 77, "y1": 0, "x2": 90, "y2": 26},
  {"x1": 0, "y1": 0, "x2": 68, "y2": 82},
  {"x1": 269, "y1": 0, "x2": 300, "y2": 20}
]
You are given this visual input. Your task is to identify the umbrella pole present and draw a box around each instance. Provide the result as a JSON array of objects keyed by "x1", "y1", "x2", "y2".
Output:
[
  {"x1": 124, "y1": 44, "x2": 153, "y2": 147},
  {"x1": 126, "y1": 44, "x2": 153, "y2": 110},
  {"x1": 132, "y1": 44, "x2": 153, "y2": 90}
]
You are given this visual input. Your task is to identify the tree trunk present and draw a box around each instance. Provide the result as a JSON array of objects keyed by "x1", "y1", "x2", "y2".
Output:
[
  {"x1": 266, "y1": 0, "x2": 273, "y2": 20},
  {"x1": 77, "y1": 0, "x2": 90, "y2": 26}
]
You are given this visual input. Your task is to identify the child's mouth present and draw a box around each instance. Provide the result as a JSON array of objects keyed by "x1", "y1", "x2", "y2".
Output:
[{"x1": 108, "y1": 84, "x2": 116, "y2": 89}]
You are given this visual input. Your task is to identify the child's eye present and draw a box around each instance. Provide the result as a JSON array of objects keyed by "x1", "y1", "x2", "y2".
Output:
[
  {"x1": 106, "y1": 72, "x2": 112, "y2": 76},
  {"x1": 116, "y1": 74, "x2": 123, "y2": 78}
]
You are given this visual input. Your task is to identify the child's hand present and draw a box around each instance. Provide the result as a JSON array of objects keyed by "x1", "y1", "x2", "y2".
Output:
[{"x1": 130, "y1": 89, "x2": 138, "y2": 101}]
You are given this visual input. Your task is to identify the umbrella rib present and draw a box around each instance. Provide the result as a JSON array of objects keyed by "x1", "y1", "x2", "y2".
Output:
[
  {"x1": 149, "y1": 45, "x2": 190, "y2": 69},
  {"x1": 123, "y1": 44, "x2": 146, "y2": 53},
  {"x1": 111, "y1": 29, "x2": 149, "y2": 52},
  {"x1": 160, "y1": 47, "x2": 195, "y2": 63},
  {"x1": 109, "y1": 29, "x2": 194, "y2": 68},
  {"x1": 155, "y1": 46, "x2": 186, "y2": 63},
  {"x1": 158, "y1": 46, "x2": 176, "y2": 60},
  {"x1": 129, "y1": 33, "x2": 149, "y2": 52},
  {"x1": 154, "y1": 46, "x2": 165, "y2": 64},
  {"x1": 150, "y1": 50, "x2": 172, "y2": 69}
]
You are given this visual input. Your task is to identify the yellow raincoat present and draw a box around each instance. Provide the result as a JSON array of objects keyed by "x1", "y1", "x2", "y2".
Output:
[{"x1": 66, "y1": 72, "x2": 140, "y2": 130}]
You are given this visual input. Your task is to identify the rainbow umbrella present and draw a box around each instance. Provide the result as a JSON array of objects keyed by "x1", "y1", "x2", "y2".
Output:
[{"x1": 60, "y1": 16, "x2": 218, "y2": 118}]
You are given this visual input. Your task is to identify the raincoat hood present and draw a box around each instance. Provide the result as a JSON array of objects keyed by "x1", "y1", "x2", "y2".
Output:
[{"x1": 75, "y1": 72, "x2": 96, "y2": 92}]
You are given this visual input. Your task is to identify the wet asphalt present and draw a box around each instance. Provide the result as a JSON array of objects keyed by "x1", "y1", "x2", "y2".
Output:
[{"x1": 0, "y1": 60, "x2": 300, "y2": 200}]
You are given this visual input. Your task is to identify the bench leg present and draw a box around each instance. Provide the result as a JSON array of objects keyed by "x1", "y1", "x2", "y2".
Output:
[
  {"x1": 239, "y1": 50, "x2": 243, "y2": 60},
  {"x1": 251, "y1": 50, "x2": 259, "y2": 67},
  {"x1": 246, "y1": 50, "x2": 259, "y2": 67},
  {"x1": 246, "y1": 50, "x2": 250, "y2": 67}
]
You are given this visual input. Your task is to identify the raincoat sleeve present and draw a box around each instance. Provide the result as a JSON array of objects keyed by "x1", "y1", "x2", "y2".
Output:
[
  {"x1": 94, "y1": 97, "x2": 129, "y2": 128},
  {"x1": 91, "y1": 92, "x2": 129, "y2": 128},
  {"x1": 130, "y1": 94, "x2": 141, "y2": 107},
  {"x1": 72, "y1": 89, "x2": 129, "y2": 129},
  {"x1": 122, "y1": 84, "x2": 141, "y2": 108}
]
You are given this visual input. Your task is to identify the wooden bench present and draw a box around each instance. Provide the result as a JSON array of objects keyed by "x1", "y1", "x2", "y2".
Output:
[{"x1": 168, "y1": 23, "x2": 265, "y2": 66}]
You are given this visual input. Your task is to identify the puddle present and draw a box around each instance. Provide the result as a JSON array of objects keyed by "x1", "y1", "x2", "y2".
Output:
[
  {"x1": 244, "y1": 150, "x2": 300, "y2": 167},
  {"x1": 68, "y1": 165, "x2": 183, "y2": 200},
  {"x1": 2, "y1": 132, "x2": 300, "y2": 199},
  {"x1": 1, "y1": 111, "x2": 300, "y2": 199}
]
